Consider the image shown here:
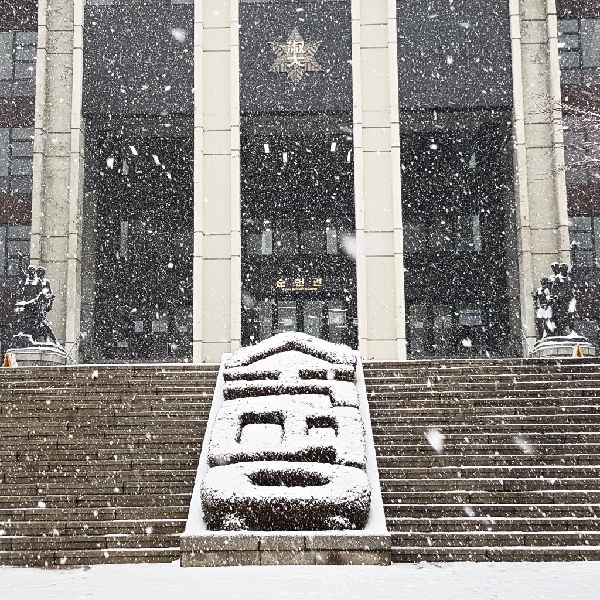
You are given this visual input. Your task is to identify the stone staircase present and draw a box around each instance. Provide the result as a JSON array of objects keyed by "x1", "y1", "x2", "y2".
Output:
[
  {"x1": 0, "y1": 364, "x2": 218, "y2": 567},
  {"x1": 365, "y1": 358, "x2": 600, "y2": 562},
  {"x1": 2, "y1": 358, "x2": 600, "y2": 567}
]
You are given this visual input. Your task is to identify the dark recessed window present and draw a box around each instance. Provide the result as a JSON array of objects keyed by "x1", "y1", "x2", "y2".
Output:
[
  {"x1": 570, "y1": 215, "x2": 599, "y2": 268},
  {"x1": 274, "y1": 231, "x2": 298, "y2": 255},
  {"x1": 0, "y1": 31, "x2": 37, "y2": 97},
  {"x1": 300, "y1": 230, "x2": 324, "y2": 255},
  {"x1": 247, "y1": 230, "x2": 273, "y2": 256},
  {"x1": 0, "y1": 128, "x2": 34, "y2": 195},
  {"x1": 0, "y1": 224, "x2": 30, "y2": 280}
]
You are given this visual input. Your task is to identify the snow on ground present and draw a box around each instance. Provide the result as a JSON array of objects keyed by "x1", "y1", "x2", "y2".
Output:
[{"x1": 1, "y1": 561, "x2": 600, "y2": 600}]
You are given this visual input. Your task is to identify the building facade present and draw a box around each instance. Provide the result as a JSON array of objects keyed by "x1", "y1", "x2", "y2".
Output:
[{"x1": 2, "y1": 0, "x2": 596, "y2": 363}]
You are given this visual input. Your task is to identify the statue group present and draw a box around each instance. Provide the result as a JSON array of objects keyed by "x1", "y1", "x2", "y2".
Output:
[
  {"x1": 12, "y1": 253, "x2": 60, "y2": 347},
  {"x1": 532, "y1": 262, "x2": 577, "y2": 341}
]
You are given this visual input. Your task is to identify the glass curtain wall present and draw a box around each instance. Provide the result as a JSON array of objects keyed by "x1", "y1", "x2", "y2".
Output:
[
  {"x1": 557, "y1": 1, "x2": 600, "y2": 349},
  {"x1": 81, "y1": 1, "x2": 194, "y2": 362},
  {"x1": 239, "y1": 1, "x2": 357, "y2": 347},
  {"x1": 0, "y1": 2, "x2": 37, "y2": 354},
  {"x1": 397, "y1": 0, "x2": 519, "y2": 358}
]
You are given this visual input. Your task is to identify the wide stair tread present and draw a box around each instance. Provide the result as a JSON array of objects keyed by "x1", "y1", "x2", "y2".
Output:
[
  {"x1": 0, "y1": 364, "x2": 218, "y2": 566},
  {"x1": 367, "y1": 357, "x2": 600, "y2": 562}
]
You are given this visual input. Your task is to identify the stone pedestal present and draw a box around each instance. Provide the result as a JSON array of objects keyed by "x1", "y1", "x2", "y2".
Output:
[
  {"x1": 181, "y1": 532, "x2": 391, "y2": 567},
  {"x1": 531, "y1": 335, "x2": 596, "y2": 358},
  {"x1": 6, "y1": 343, "x2": 68, "y2": 366}
]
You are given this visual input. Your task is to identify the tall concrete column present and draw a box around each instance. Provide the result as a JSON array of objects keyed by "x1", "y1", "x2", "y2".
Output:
[
  {"x1": 352, "y1": 0, "x2": 406, "y2": 360},
  {"x1": 511, "y1": 0, "x2": 570, "y2": 352},
  {"x1": 30, "y1": 0, "x2": 84, "y2": 359},
  {"x1": 193, "y1": 0, "x2": 241, "y2": 363}
]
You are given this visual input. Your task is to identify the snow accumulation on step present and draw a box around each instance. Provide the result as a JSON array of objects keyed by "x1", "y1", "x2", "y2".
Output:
[
  {"x1": 184, "y1": 332, "x2": 389, "y2": 551},
  {"x1": 207, "y1": 395, "x2": 366, "y2": 469},
  {"x1": 223, "y1": 379, "x2": 360, "y2": 408},
  {"x1": 202, "y1": 461, "x2": 371, "y2": 531}
]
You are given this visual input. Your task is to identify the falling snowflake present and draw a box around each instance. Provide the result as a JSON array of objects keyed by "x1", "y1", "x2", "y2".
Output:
[{"x1": 425, "y1": 428, "x2": 445, "y2": 454}]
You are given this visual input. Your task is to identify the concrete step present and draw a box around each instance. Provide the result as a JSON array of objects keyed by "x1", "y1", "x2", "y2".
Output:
[
  {"x1": 390, "y1": 530, "x2": 600, "y2": 547},
  {"x1": 379, "y1": 477, "x2": 600, "y2": 492},
  {"x1": 367, "y1": 358, "x2": 600, "y2": 562},
  {"x1": 1, "y1": 533, "x2": 181, "y2": 552},
  {"x1": 0, "y1": 519, "x2": 185, "y2": 536},
  {"x1": 377, "y1": 465, "x2": 600, "y2": 478},
  {"x1": 385, "y1": 516, "x2": 600, "y2": 532},
  {"x1": 0, "y1": 547, "x2": 180, "y2": 567},
  {"x1": 383, "y1": 502, "x2": 600, "y2": 518},
  {"x1": 390, "y1": 546, "x2": 600, "y2": 562}
]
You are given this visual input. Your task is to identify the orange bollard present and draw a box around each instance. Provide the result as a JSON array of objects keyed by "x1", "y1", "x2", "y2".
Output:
[
  {"x1": 573, "y1": 344, "x2": 585, "y2": 358},
  {"x1": 2, "y1": 353, "x2": 13, "y2": 367}
]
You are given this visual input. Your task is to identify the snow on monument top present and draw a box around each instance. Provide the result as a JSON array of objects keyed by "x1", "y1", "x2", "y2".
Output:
[{"x1": 224, "y1": 332, "x2": 357, "y2": 369}]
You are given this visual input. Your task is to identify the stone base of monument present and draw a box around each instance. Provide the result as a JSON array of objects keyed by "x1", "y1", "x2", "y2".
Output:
[
  {"x1": 181, "y1": 337, "x2": 391, "y2": 567},
  {"x1": 531, "y1": 334, "x2": 596, "y2": 358},
  {"x1": 181, "y1": 531, "x2": 390, "y2": 567},
  {"x1": 6, "y1": 337, "x2": 68, "y2": 366}
]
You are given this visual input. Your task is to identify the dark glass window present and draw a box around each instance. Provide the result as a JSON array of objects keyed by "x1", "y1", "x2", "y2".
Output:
[
  {"x1": 0, "y1": 128, "x2": 34, "y2": 194},
  {"x1": 274, "y1": 231, "x2": 298, "y2": 255},
  {"x1": 300, "y1": 230, "x2": 324, "y2": 255},
  {"x1": 570, "y1": 216, "x2": 600, "y2": 268},
  {"x1": 0, "y1": 224, "x2": 30, "y2": 280},
  {"x1": 0, "y1": 31, "x2": 37, "y2": 97},
  {"x1": 247, "y1": 230, "x2": 273, "y2": 256},
  {"x1": 558, "y1": 17, "x2": 600, "y2": 83}
]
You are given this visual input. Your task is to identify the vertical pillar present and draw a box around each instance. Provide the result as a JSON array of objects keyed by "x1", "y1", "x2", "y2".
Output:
[
  {"x1": 353, "y1": 0, "x2": 406, "y2": 360},
  {"x1": 193, "y1": 0, "x2": 240, "y2": 363},
  {"x1": 511, "y1": 0, "x2": 570, "y2": 352},
  {"x1": 30, "y1": 0, "x2": 84, "y2": 359}
]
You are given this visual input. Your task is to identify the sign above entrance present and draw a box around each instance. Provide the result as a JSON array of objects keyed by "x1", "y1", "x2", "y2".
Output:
[
  {"x1": 269, "y1": 28, "x2": 322, "y2": 85},
  {"x1": 276, "y1": 277, "x2": 323, "y2": 293}
]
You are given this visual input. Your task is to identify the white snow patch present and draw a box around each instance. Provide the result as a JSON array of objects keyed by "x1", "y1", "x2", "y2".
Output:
[
  {"x1": 207, "y1": 396, "x2": 366, "y2": 469},
  {"x1": 1, "y1": 562, "x2": 599, "y2": 600},
  {"x1": 514, "y1": 435, "x2": 536, "y2": 455},
  {"x1": 225, "y1": 332, "x2": 357, "y2": 369},
  {"x1": 171, "y1": 28, "x2": 187, "y2": 43},
  {"x1": 425, "y1": 428, "x2": 445, "y2": 454}
]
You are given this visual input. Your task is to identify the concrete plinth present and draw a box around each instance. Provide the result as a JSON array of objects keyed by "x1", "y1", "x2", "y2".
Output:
[
  {"x1": 6, "y1": 344, "x2": 68, "y2": 366},
  {"x1": 180, "y1": 531, "x2": 391, "y2": 567},
  {"x1": 531, "y1": 336, "x2": 596, "y2": 358}
]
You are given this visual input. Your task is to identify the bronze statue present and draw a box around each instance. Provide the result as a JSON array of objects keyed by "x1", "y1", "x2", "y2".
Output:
[
  {"x1": 533, "y1": 262, "x2": 577, "y2": 341},
  {"x1": 12, "y1": 253, "x2": 60, "y2": 347},
  {"x1": 550, "y1": 263, "x2": 576, "y2": 336},
  {"x1": 532, "y1": 276, "x2": 552, "y2": 339}
]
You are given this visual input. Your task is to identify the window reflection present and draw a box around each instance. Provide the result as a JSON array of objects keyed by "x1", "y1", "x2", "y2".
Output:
[{"x1": 245, "y1": 225, "x2": 352, "y2": 257}]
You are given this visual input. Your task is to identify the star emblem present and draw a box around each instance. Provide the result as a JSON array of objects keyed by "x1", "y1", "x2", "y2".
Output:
[{"x1": 269, "y1": 28, "x2": 322, "y2": 85}]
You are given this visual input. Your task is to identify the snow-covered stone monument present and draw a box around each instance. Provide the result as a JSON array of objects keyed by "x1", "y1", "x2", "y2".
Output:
[{"x1": 181, "y1": 332, "x2": 390, "y2": 566}]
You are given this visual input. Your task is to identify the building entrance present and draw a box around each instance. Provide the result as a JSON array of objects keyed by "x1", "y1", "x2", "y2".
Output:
[
  {"x1": 401, "y1": 112, "x2": 518, "y2": 358},
  {"x1": 240, "y1": 116, "x2": 358, "y2": 348},
  {"x1": 249, "y1": 297, "x2": 351, "y2": 345},
  {"x1": 83, "y1": 129, "x2": 193, "y2": 362}
]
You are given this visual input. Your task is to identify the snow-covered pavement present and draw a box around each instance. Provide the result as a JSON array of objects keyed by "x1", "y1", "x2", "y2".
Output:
[{"x1": 1, "y1": 561, "x2": 599, "y2": 600}]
